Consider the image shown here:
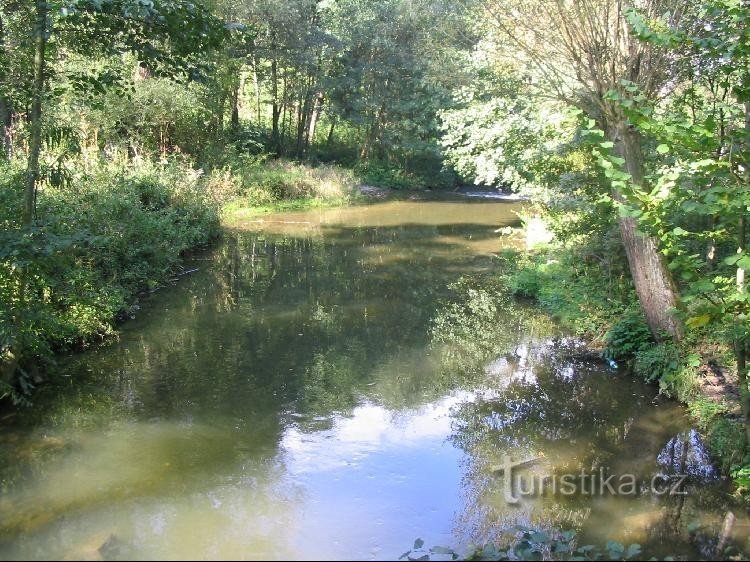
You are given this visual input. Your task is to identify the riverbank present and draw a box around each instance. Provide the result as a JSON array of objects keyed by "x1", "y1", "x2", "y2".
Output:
[
  {"x1": 0, "y1": 157, "x2": 222, "y2": 403},
  {"x1": 0, "y1": 156, "x2": 377, "y2": 403},
  {"x1": 496, "y1": 238, "x2": 749, "y2": 498}
]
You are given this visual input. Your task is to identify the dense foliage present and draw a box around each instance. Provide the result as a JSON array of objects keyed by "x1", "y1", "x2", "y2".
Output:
[{"x1": 432, "y1": 0, "x2": 750, "y2": 486}]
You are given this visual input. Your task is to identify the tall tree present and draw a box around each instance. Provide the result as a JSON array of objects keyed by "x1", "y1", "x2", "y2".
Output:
[
  {"x1": 22, "y1": 0, "x2": 47, "y2": 225},
  {"x1": 482, "y1": 0, "x2": 686, "y2": 340},
  {"x1": 17, "y1": 0, "x2": 227, "y2": 224}
]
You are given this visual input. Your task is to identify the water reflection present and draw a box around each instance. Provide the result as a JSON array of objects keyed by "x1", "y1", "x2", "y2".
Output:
[{"x1": 0, "y1": 199, "x2": 741, "y2": 560}]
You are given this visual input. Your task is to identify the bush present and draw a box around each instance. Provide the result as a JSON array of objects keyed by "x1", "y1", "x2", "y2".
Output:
[
  {"x1": 603, "y1": 308, "x2": 652, "y2": 361},
  {"x1": 689, "y1": 397, "x2": 730, "y2": 431},
  {"x1": 500, "y1": 247, "x2": 633, "y2": 342},
  {"x1": 508, "y1": 267, "x2": 543, "y2": 298},
  {"x1": 223, "y1": 157, "x2": 358, "y2": 208},
  {"x1": 354, "y1": 160, "x2": 422, "y2": 190},
  {"x1": 0, "y1": 156, "x2": 220, "y2": 400},
  {"x1": 633, "y1": 342, "x2": 682, "y2": 383}
]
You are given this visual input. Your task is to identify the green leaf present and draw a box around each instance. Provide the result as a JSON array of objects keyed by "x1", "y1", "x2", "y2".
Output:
[
  {"x1": 530, "y1": 532, "x2": 550, "y2": 543},
  {"x1": 738, "y1": 256, "x2": 750, "y2": 270},
  {"x1": 656, "y1": 144, "x2": 670, "y2": 154},
  {"x1": 624, "y1": 544, "x2": 642, "y2": 560},
  {"x1": 686, "y1": 314, "x2": 711, "y2": 328}
]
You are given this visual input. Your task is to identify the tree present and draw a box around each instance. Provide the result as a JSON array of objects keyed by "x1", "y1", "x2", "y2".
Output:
[
  {"x1": 622, "y1": 0, "x2": 750, "y2": 447},
  {"x1": 22, "y1": 0, "x2": 46, "y2": 225},
  {"x1": 481, "y1": 0, "x2": 686, "y2": 340},
  {"x1": 17, "y1": 0, "x2": 227, "y2": 225}
]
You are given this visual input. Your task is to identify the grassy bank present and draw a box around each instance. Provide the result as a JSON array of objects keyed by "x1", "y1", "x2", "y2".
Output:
[
  {"x1": 0, "y1": 154, "x2": 365, "y2": 403},
  {"x1": 0, "y1": 156, "x2": 221, "y2": 402},
  {"x1": 498, "y1": 236, "x2": 749, "y2": 495},
  {"x1": 217, "y1": 158, "x2": 362, "y2": 226}
]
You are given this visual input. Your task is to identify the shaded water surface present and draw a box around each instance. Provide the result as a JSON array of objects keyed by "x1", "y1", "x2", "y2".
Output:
[{"x1": 0, "y1": 198, "x2": 740, "y2": 560}]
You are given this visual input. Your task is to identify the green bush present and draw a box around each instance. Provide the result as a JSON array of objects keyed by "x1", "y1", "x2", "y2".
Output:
[
  {"x1": 508, "y1": 267, "x2": 543, "y2": 299},
  {"x1": 355, "y1": 160, "x2": 422, "y2": 190},
  {"x1": 633, "y1": 342, "x2": 682, "y2": 383},
  {"x1": 707, "y1": 417, "x2": 746, "y2": 474},
  {"x1": 603, "y1": 309, "x2": 652, "y2": 361},
  {"x1": 0, "y1": 156, "x2": 220, "y2": 400},
  {"x1": 689, "y1": 397, "x2": 730, "y2": 431},
  {"x1": 500, "y1": 247, "x2": 633, "y2": 342},
  {"x1": 221, "y1": 157, "x2": 358, "y2": 209}
]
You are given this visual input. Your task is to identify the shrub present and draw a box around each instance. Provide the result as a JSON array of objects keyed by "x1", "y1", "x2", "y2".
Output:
[
  {"x1": 707, "y1": 417, "x2": 746, "y2": 473},
  {"x1": 0, "y1": 156, "x2": 221, "y2": 400},
  {"x1": 355, "y1": 160, "x2": 421, "y2": 189},
  {"x1": 225, "y1": 157, "x2": 358, "y2": 207},
  {"x1": 689, "y1": 397, "x2": 730, "y2": 431},
  {"x1": 603, "y1": 308, "x2": 652, "y2": 361},
  {"x1": 508, "y1": 267, "x2": 543, "y2": 299},
  {"x1": 633, "y1": 342, "x2": 682, "y2": 383}
]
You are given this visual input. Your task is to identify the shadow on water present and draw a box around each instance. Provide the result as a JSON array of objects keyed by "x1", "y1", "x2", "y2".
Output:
[{"x1": 0, "y1": 200, "x2": 744, "y2": 559}]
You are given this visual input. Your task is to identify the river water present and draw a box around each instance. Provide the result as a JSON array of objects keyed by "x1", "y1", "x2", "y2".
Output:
[{"x1": 0, "y1": 197, "x2": 740, "y2": 560}]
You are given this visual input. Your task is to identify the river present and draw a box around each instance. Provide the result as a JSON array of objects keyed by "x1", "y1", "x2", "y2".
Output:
[{"x1": 0, "y1": 196, "x2": 738, "y2": 560}]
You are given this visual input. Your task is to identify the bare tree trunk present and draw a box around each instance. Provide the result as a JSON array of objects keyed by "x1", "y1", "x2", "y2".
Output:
[
  {"x1": 707, "y1": 100, "x2": 728, "y2": 269},
  {"x1": 736, "y1": 213, "x2": 750, "y2": 450},
  {"x1": 280, "y1": 73, "x2": 289, "y2": 154},
  {"x1": 738, "y1": 103, "x2": 750, "y2": 450},
  {"x1": 270, "y1": 40, "x2": 281, "y2": 154},
  {"x1": 0, "y1": 13, "x2": 12, "y2": 160},
  {"x1": 0, "y1": 96, "x2": 11, "y2": 160},
  {"x1": 359, "y1": 104, "x2": 386, "y2": 161},
  {"x1": 23, "y1": 0, "x2": 47, "y2": 225},
  {"x1": 230, "y1": 82, "x2": 240, "y2": 132},
  {"x1": 327, "y1": 118, "x2": 336, "y2": 145},
  {"x1": 609, "y1": 121, "x2": 683, "y2": 341},
  {"x1": 295, "y1": 87, "x2": 307, "y2": 158},
  {"x1": 251, "y1": 53, "x2": 261, "y2": 124},
  {"x1": 305, "y1": 93, "x2": 323, "y2": 153}
]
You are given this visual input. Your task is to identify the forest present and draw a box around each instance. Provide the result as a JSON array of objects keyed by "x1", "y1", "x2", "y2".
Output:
[{"x1": 1, "y1": 0, "x2": 750, "y2": 560}]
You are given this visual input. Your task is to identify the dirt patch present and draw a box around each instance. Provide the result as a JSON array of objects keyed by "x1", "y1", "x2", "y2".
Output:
[{"x1": 697, "y1": 358, "x2": 740, "y2": 408}]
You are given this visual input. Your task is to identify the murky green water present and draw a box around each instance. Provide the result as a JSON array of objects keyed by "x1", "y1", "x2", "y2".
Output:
[{"x1": 0, "y1": 197, "x2": 742, "y2": 560}]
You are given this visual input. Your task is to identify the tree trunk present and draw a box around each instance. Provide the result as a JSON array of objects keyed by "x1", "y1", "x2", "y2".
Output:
[
  {"x1": 736, "y1": 215, "x2": 750, "y2": 450},
  {"x1": 295, "y1": 88, "x2": 307, "y2": 157},
  {"x1": 0, "y1": 96, "x2": 12, "y2": 160},
  {"x1": 252, "y1": 54, "x2": 261, "y2": 124},
  {"x1": 23, "y1": 0, "x2": 47, "y2": 226},
  {"x1": 305, "y1": 93, "x2": 323, "y2": 153},
  {"x1": 609, "y1": 121, "x2": 683, "y2": 341},
  {"x1": 0, "y1": 13, "x2": 12, "y2": 160},
  {"x1": 739, "y1": 103, "x2": 750, "y2": 450},
  {"x1": 230, "y1": 82, "x2": 240, "y2": 132},
  {"x1": 359, "y1": 104, "x2": 386, "y2": 161},
  {"x1": 270, "y1": 43, "x2": 281, "y2": 154},
  {"x1": 327, "y1": 118, "x2": 336, "y2": 145}
]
